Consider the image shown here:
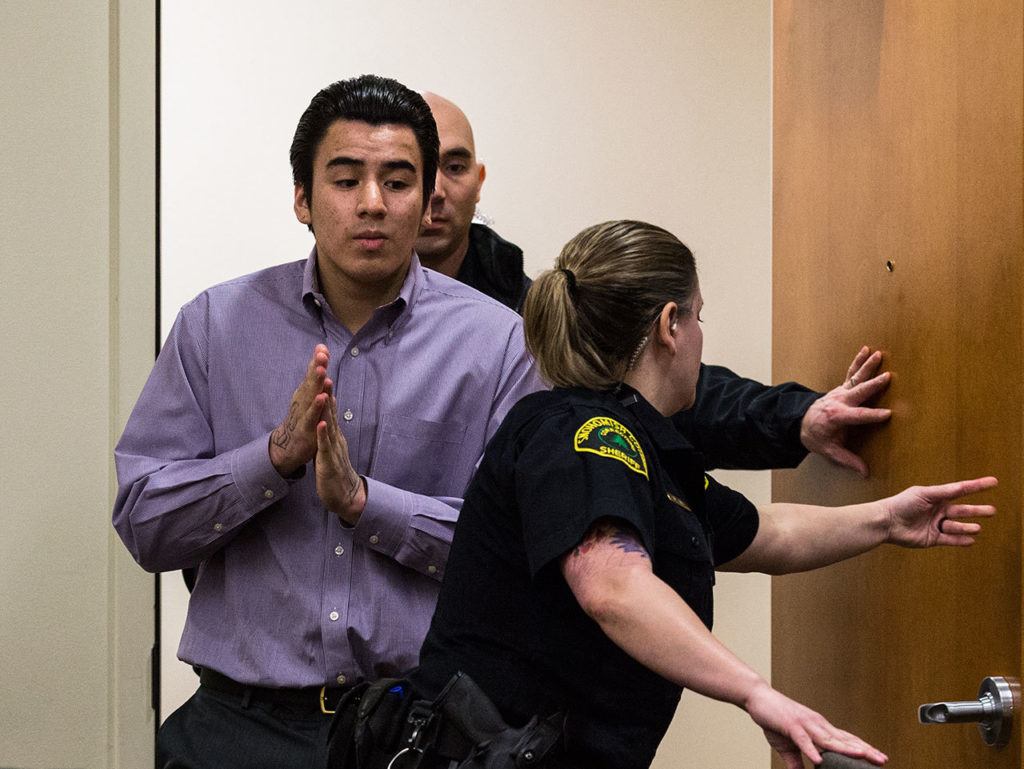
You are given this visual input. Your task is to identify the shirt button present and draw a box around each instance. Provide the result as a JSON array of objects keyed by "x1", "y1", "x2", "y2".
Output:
[
  {"x1": 369, "y1": 535, "x2": 380, "y2": 545},
  {"x1": 350, "y1": 347, "x2": 360, "y2": 357},
  {"x1": 329, "y1": 611, "x2": 339, "y2": 621},
  {"x1": 343, "y1": 409, "x2": 354, "y2": 422},
  {"x1": 213, "y1": 523, "x2": 224, "y2": 532},
  {"x1": 263, "y1": 489, "x2": 274, "y2": 499},
  {"x1": 334, "y1": 545, "x2": 345, "y2": 556},
  {"x1": 427, "y1": 565, "x2": 438, "y2": 575},
  {"x1": 690, "y1": 536, "x2": 700, "y2": 548},
  {"x1": 336, "y1": 674, "x2": 347, "y2": 685}
]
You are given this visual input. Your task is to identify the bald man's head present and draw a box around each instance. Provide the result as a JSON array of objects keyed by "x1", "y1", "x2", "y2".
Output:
[{"x1": 416, "y1": 92, "x2": 487, "y2": 276}]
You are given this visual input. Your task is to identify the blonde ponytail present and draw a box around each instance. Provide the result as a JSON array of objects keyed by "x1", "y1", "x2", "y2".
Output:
[{"x1": 524, "y1": 220, "x2": 697, "y2": 390}]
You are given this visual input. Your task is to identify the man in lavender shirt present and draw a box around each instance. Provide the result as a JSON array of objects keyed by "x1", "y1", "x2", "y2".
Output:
[{"x1": 113, "y1": 75, "x2": 542, "y2": 768}]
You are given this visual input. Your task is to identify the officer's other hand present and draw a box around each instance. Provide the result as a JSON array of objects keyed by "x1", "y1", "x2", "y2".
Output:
[
  {"x1": 799, "y1": 346, "x2": 891, "y2": 477},
  {"x1": 744, "y1": 681, "x2": 887, "y2": 768},
  {"x1": 270, "y1": 344, "x2": 330, "y2": 476},
  {"x1": 884, "y1": 476, "x2": 997, "y2": 548},
  {"x1": 315, "y1": 388, "x2": 366, "y2": 526}
]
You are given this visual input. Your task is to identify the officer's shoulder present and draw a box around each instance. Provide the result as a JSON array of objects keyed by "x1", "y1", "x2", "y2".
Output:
[
  {"x1": 470, "y1": 222, "x2": 523, "y2": 257},
  {"x1": 506, "y1": 389, "x2": 631, "y2": 440}
]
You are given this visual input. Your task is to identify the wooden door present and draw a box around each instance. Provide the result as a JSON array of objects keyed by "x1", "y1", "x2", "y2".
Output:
[{"x1": 772, "y1": 2, "x2": 1022, "y2": 768}]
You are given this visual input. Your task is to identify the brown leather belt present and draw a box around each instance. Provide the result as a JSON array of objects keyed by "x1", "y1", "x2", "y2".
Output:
[{"x1": 199, "y1": 667, "x2": 349, "y2": 715}]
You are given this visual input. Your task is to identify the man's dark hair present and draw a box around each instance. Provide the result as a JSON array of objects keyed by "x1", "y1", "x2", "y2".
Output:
[{"x1": 290, "y1": 74, "x2": 439, "y2": 210}]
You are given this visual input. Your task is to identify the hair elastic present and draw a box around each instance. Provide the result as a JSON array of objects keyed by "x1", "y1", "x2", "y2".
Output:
[{"x1": 559, "y1": 267, "x2": 578, "y2": 298}]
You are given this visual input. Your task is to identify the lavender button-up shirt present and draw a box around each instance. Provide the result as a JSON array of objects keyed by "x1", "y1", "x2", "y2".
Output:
[{"x1": 113, "y1": 251, "x2": 544, "y2": 687}]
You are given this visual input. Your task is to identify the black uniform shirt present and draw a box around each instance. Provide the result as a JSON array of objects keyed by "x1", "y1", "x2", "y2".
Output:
[
  {"x1": 676, "y1": 364, "x2": 819, "y2": 470},
  {"x1": 456, "y1": 223, "x2": 532, "y2": 312},
  {"x1": 412, "y1": 386, "x2": 759, "y2": 769}
]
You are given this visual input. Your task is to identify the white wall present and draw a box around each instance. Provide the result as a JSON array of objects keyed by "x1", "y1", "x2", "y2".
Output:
[
  {"x1": 0, "y1": 2, "x2": 155, "y2": 767},
  {"x1": 160, "y1": 2, "x2": 773, "y2": 767}
]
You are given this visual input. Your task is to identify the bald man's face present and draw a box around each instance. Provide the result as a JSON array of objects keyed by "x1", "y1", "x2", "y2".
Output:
[{"x1": 416, "y1": 94, "x2": 486, "y2": 268}]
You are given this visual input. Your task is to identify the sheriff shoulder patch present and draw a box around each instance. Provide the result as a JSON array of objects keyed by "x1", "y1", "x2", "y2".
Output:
[{"x1": 573, "y1": 417, "x2": 648, "y2": 478}]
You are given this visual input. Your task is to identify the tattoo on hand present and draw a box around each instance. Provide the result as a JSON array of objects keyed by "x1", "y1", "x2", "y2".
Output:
[
  {"x1": 272, "y1": 402, "x2": 300, "y2": 449},
  {"x1": 343, "y1": 469, "x2": 361, "y2": 507}
]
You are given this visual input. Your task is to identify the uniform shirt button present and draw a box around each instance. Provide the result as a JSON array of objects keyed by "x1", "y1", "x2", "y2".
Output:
[
  {"x1": 263, "y1": 489, "x2": 274, "y2": 499},
  {"x1": 343, "y1": 409, "x2": 354, "y2": 422},
  {"x1": 329, "y1": 611, "x2": 339, "y2": 621},
  {"x1": 336, "y1": 674, "x2": 347, "y2": 685},
  {"x1": 213, "y1": 522, "x2": 224, "y2": 532},
  {"x1": 350, "y1": 347, "x2": 360, "y2": 357},
  {"x1": 335, "y1": 545, "x2": 345, "y2": 556},
  {"x1": 368, "y1": 535, "x2": 380, "y2": 545},
  {"x1": 427, "y1": 565, "x2": 438, "y2": 575},
  {"x1": 690, "y1": 536, "x2": 700, "y2": 548}
]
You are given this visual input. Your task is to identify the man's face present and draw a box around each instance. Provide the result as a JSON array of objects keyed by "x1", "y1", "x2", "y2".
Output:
[
  {"x1": 415, "y1": 94, "x2": 486, "y2": 264},
  {"x1": 294, "y1": 119, "x2": 427, "y2": 293}
]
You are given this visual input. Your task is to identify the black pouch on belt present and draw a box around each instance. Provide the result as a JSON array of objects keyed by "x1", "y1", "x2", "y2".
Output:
[
  {"x1": 326, "y1": 678, "x2": 415, "y2": 769},
  {"x1": 328, "y1": 672, "x2": 565, "y2": 769},
  {"x1": 432, "y1": 672, "x2": 565, "y2": 769}
]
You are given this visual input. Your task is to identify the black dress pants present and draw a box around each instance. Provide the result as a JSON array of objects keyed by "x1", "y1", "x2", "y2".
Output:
[{"x1": 158, "y1": 686, "x2": 332, "y2": 769}]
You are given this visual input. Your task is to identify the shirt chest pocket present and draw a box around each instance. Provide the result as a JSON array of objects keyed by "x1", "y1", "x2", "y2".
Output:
[
  {"x1": 371, "y1": 414, "x2": 469, "y2": 496},
  {"x1": 654, "y1": 493, "x2": 717, "y2": 626},
  {"x1": 655, "y1": 493, "x2": 713, "y2": 565}
]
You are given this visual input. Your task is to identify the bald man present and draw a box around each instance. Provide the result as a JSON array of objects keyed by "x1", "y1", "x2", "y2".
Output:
[
  {"x1": 415, "y1": 92, "x2": 531, "y2": 311},
  {"x1": 414, "y1": 92, "x2": 891, "y2": 475}
]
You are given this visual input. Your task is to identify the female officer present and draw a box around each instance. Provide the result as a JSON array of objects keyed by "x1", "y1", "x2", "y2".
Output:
[{"x1": 401, "y1": 220, "x2": 996, "y2": 769}]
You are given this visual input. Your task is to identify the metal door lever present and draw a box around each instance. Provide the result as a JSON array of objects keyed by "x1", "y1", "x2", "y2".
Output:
[
  {"x1": 919, "y1": 676, "x2": 1019, "y2": 747},
  {"x1": 820, "y1": 751, "x2": 875, "y2": 768}
]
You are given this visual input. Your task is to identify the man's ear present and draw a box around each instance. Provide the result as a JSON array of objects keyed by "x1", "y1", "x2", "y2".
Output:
[
  {"x1": 475, "y1": 163, "x2": 487, "y2": 203},
  {"x1": 294, "y1": 183, "x2": 312, "y2": 226}
]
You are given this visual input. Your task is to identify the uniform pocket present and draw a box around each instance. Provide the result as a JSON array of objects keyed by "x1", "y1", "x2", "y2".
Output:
[
  {"x1": 654, "y1": 497, "x2": 716, "y2": 625},
  {"x1": 655, "y1": 495, "x2": 713, "y2": 565}
]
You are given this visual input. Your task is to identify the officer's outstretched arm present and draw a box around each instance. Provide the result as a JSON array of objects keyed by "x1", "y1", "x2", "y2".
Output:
[
  {"x1": 719, "y1": 476, "x2": 997, "y2": 576},
  {"x1": 560, "y1": 518, "x2": 887, "y2": 769}
]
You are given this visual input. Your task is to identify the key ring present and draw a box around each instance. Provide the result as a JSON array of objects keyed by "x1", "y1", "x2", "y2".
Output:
[{"x1": 386, "y1": 746, "x2": 424, "y2": 769}]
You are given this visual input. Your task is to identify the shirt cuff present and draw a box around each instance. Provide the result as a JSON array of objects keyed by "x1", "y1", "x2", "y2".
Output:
[
  {"x1": 776, "y1": 389, "x2": 822, "y2": 465},
  {"x1": 230, "y1": 433, "x2": 293, "y2": 512},
  {"x1": 352, "y1": 476, "x2": 412, "y2": 559}
]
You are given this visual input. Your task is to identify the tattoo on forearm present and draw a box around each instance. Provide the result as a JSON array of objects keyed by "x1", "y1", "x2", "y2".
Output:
[{"x1": 573, "y1": 520, "x2": 649, "y2": 559}]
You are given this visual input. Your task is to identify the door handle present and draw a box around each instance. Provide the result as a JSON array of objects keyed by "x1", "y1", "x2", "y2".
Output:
[
  {"x1": 820, "y1": 751, "x2": 875, "y2": 768},
  {"x1": 918, "y1": 676, "x2": 1019, "y2": 747}
]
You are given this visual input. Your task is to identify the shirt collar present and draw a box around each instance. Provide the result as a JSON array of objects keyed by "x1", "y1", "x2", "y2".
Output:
[
  {"x1": 615, "y1": 383, "x2": 694, "y2": 454},
  {"x1": 301, "y1": 247, "x2": 421, "y2": 335}
]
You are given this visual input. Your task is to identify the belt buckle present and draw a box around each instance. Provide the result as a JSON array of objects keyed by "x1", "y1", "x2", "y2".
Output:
[{"x1": 319, "y1": 685, "x2": 336, "y2": 715}]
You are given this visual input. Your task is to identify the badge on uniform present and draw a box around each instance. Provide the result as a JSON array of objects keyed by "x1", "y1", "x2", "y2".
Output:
[
  {"x1": 573, "y1": 417, "x2": 648, "y2": 478},
  {"x1": 666, "y1": 492, "x2": 691, "y2": 511}
]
